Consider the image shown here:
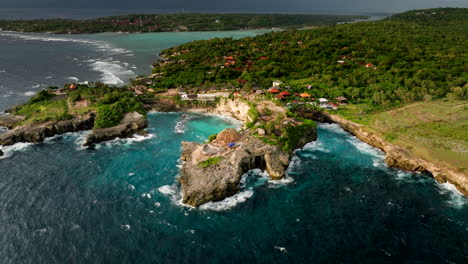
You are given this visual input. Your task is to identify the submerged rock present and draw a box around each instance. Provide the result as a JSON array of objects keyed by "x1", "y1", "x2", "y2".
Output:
[
  {"x1": 83, "y1": 112, "x2": 148, "y2": 146},
  {"x1": 0, "y1": 112, "x2": 95, "y2": 146}
]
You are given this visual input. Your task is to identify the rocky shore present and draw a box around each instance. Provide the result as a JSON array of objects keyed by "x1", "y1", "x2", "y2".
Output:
[
  {"x1": 0, "y1": 111, "x2": 147, "y2": 147},
  {"x1": 318, "y1": 111, "x2": 468, "y2": 196},
  {"x1": 0, "y1": 112, "x2": 95, "y2": 146},
  {"x1": 83, "y1": 112, "x2": 148, "y2": 146}
]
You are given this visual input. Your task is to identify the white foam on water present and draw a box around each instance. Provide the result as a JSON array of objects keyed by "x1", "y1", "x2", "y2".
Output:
[
  {"x1": 274, "y1": 246, "x2": 287, "y2": 253},
  {"x1": 154, "y1": 202, "x2": 161, "y2": 207},
  {"x1": 268, "y1": 176, "x2": 294, "y2": 188},
  {"x1": 0, "y1": 142, "x2": 35, "y2": 159},
  {"x1": 0, "y1": 70, "x2": 6, "y2": 73},
  {"x1": 437, "y1": 182, "x2": 467, "y2": 208},
  {"x1": 121, "y1": 224, "x2": 131, "y2": 231},
  {"x1": 174, "y1": 121, "x2": 186, "y2": 134},
  {"x1": 302, "y1": 140, "x2": 330, "y2": 153},
  {"x1": 199, "y1": 189, "x2": 254, "y2": 211},
  {"x1": 0, "y1": 32, "x2": 133, "y2": 55},
  {"x1": 31, "y1": 84, "x2": 44, "y2": 88},
  {"x1": 158, "y1": 184, "x2": 177, "y2": 196},
  {"x1": 23, "y1": 91, "x2": 36, "y2": 96},
  {"x1": 88, "y1": 60, "x2": 135, "y2": 85},
  {"x1": 346, "y1": 137, "x2": 384, "y2": 158},
  {"x1": 45, "y1": 76, "x2": 53, "y2": 79},
  {"x1": 67, "y1": 77, "x2": 79, "y2": 82},
  {"x1": 318, "y1": 123, "x2": 348, "y2": 134}
]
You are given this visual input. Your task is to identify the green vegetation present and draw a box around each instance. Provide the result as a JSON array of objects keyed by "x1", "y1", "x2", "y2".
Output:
[
  {"x1": 9, "y1": 82, "x2": 146, "y2": 129},
  {"x1": 348, "y1": 100, "x2": 468, "y2": 172},
  {"x1": 206, "y1": 134, "x2": 218, "y2": 143},
  {"x1": 153, "y1": 8, "x2": 467, "y2": 108},
  {"x1": 198, "y1": 156, "x2": 225, "y2": 168},
  {"x1": 279, "y1": 119, "x2": 316, "y2": 151},
  {"x1": 0, "y1": 14, "x2": 366, "y2": 34}
]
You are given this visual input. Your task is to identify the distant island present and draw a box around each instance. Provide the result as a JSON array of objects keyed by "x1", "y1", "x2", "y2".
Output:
[
  {"x1": 0, "y1": 8, "x2": 467, "y2": 204},
  {"x1": 0, "y1": 13, "x2": 368, "y2": 34}
]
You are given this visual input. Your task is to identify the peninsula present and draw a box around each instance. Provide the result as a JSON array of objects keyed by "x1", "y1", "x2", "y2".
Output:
[{"x1": 0, "y1": 13, "x2": 367, "y2": 34}]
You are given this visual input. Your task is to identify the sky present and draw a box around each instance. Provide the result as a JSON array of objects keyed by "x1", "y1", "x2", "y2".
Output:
[{"x1": 0, "y1": 0, "x2": 467, "y2": 13}]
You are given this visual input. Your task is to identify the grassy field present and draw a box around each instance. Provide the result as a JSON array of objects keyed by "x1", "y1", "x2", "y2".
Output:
[{"x1": 333, "y1": 100, "x2": 468, "y2": 173}]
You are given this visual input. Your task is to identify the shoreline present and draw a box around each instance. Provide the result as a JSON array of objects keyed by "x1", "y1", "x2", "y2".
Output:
[{"x1": 319, "y1": 111, "x2": 468, "y2": 196}]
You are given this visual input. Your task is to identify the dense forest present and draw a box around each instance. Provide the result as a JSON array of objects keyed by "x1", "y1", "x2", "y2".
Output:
[
  {"x1": 152, "y1": 8, "x2": 468, "y2": 107},
  {"x1": 0, "y1": 14, "x2": 366, "y2": 34}
]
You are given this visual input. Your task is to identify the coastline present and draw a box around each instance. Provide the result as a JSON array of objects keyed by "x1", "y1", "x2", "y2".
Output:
[{"x1": 320, "y1": 111, "x2": 468, "y2": 196}]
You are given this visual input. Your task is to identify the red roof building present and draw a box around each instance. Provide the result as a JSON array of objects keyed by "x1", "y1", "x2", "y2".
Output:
[
  {"x1": 269, "y1": 88, "x2": 280, "y2": 94},
  {"x1": 279, "y1": 91, "x2": 291, "y2": 96}
]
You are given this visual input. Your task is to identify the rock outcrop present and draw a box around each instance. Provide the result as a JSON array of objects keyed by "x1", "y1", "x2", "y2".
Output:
[
  {"x1": 320, "y1": 112, "x2": 468, "y2": 196},
  {"x1": 0, "y1": 115, "x2": 25, "y2": 129},
  {"x1": 179, "y1": 130, "x2": 290, "y2": 207},
  {"x1": 83, "y1": 111, "x2": 148, "y2": 146},
  {"x1": 0, "y1": 112, "x2": 95, "y2": 146}
]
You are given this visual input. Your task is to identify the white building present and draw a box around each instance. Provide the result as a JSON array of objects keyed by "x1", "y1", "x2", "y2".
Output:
[{"x1": 319, "y1": 98, "x2": 329, "y2": 108}]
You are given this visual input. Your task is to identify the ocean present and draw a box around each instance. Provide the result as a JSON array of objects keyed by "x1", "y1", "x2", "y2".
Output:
[
  {"x1": 0, "y1": 29, "x2": 467, "y2": 263},
  {"x1": 0, "y1": 29, "x2": 277, "y2": 111}
]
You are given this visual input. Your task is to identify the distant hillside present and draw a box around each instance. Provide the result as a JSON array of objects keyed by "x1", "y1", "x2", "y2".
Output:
[
  {"x1": 387, "y1": 7, "x2": 468, "y2": 25},
  {"x1": 151, "y1": 8, "x2": 467, "y2": 107},
  {"x1": 0, "y1": 13, "x2": 367, "y2": 34}
]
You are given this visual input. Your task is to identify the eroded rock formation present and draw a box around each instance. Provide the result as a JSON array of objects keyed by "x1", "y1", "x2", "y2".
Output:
[
  {"x1": 179, "y1": 130, "x2": 291, "y2": 207},
  {"x1": 83, "y1": 111, "x2": 148, "y2": 146},
  {"x1": 0, "y1": 112, "x2": 95, "y2": 146}
]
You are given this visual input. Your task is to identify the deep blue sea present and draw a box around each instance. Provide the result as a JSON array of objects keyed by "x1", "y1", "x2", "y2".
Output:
[{"x1": 0, "y1": 28, "x2": 467, "y2": 263}]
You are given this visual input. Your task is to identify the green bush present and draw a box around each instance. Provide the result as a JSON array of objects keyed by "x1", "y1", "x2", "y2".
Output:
[
  {"x1": 198, "y1": 156, "x2": 225, "y2": 168},
  {"x1": 94, "y1": 104, "x2": 124, "y2": 129}
]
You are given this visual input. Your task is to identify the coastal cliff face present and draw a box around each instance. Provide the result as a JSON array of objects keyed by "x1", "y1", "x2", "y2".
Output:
[
  {"x1": 83, "y1": 112, "x2": 148, "y2": 146},
  {"x1": 178, "y1": 98, "x2": 318, "y2": 207},
  {"x1": 321, "y1": 112, "x2": 468, "y2": 196},
  {"x1": 0, "y1": 112, "x2": 95, "y2": 146},
  {"x1": 179, "y1": 132, "x2": 290, "y2": 207}
]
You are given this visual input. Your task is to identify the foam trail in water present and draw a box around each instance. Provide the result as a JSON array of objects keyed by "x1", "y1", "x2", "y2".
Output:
[
  {"x1": 199, "y1": 190, "x2": 254, "y2": 211},
  {"x1": 23, "y1": 91, "x2": 36, "y2": 96},
  {"x1": 437, "y1": 182, "x2": 468, "y2": 208},
  {"x1": 0, "y1": 142, "x2": 35, "y2": 159},
  {"x1": 88, "y1": 60, "x2": 135, "y2": 85}
]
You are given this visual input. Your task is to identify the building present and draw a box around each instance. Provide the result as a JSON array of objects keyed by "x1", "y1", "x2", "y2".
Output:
[
  {"x1": 336, "y1": 96, "x2": 348, "y2": 105},
  {"x1": 269, "y1": 88, "x2": 280, "y2": 94},
  {"x1": 319, "y1": 98, "x2": 329, "y2": 108},
  {"x1": 272, "y1": 80, "x2": 283, "y2": 87}
]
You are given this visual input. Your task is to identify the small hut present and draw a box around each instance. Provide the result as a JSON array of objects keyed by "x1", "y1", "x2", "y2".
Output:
[{"x1": 336, "y1": 96, "x2": 348, "y2": 105}]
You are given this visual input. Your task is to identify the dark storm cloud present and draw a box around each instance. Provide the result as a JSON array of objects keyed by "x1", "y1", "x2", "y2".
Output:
[{"x1": 1, "y1": 0, "x2": 467, "y2": 12}]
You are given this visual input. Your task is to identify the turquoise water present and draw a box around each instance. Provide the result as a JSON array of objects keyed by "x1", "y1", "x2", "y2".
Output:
[{"x1": 0, "y1": 113, "x2": 466, "y2": 263}]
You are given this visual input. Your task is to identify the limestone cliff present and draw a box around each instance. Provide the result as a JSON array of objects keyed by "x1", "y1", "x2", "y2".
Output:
[
  {"x1": 179, "y1": 131, "x2": 291, "y2": 207},
  {"x1": 83, "y1": 112, "x2": 148, "y2": 146},
  {"x1": 0, "y1": 112, "x2": 95, "y2": 146},
  {"x1": 321, "y1": 112, "x2": 468, "y2": 196}
]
